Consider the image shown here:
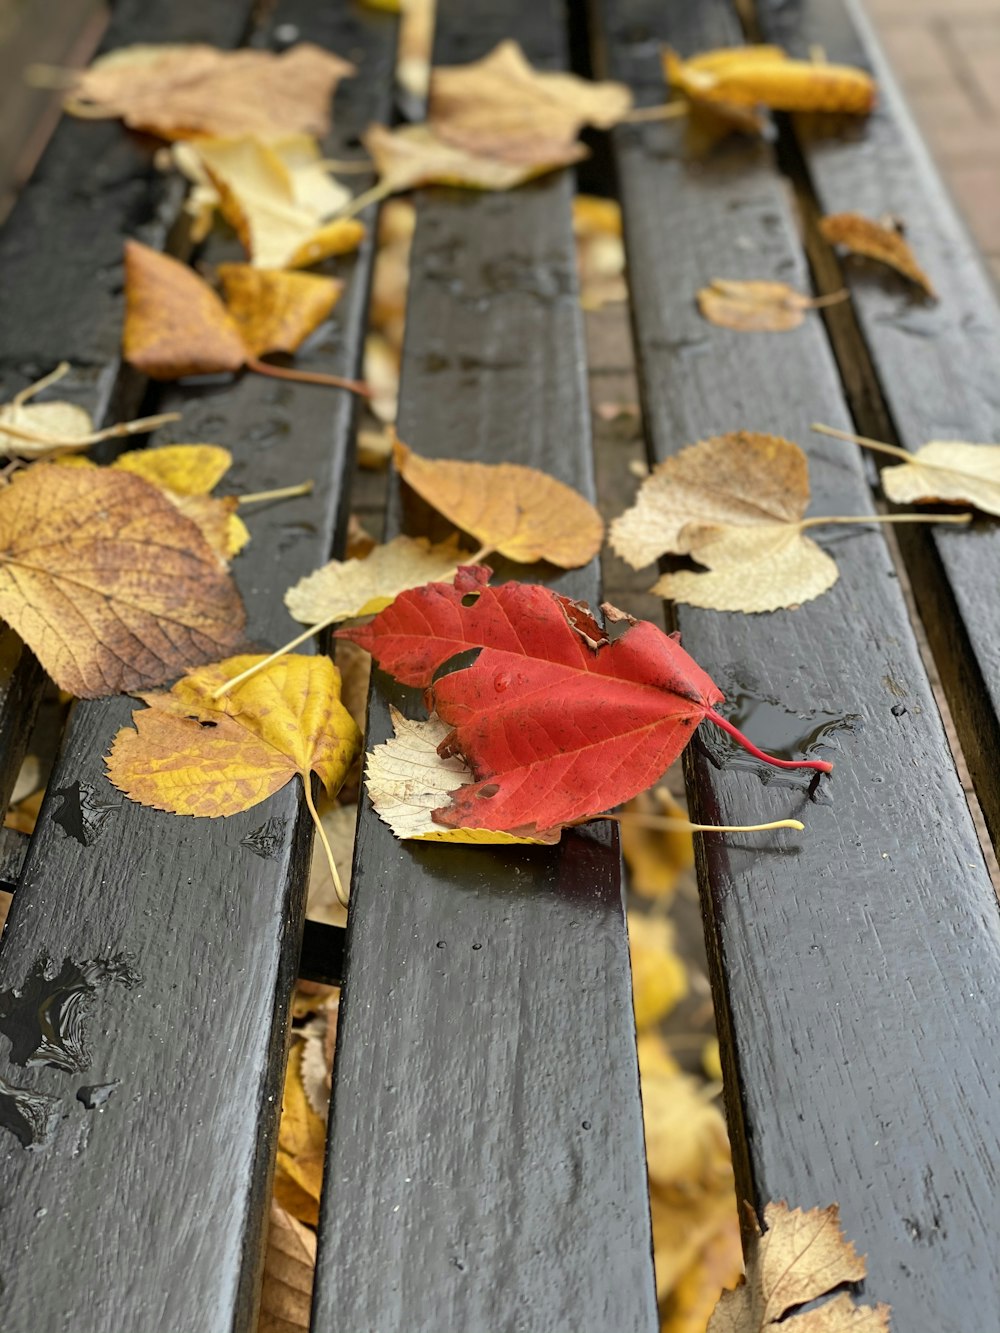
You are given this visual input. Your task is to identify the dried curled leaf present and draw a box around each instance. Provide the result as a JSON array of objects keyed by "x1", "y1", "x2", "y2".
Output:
[
  {"x1": 66, "y1": 43, "x2": 355, "y2": 141},
  {"x1": 106, "y1": 654, "x2": 360, "y2": 817},
  {"x1": 610, "y1": 432, "x2": 839, "y2": 613},
  {"x1": 707, "y1": 1201, "x2": 890, "y2": 1332},
  {"x1": 274, "y1": 1042, "x2": 327, "y2": 1226},
  {"x1": 0, "y1": 465, "x2": 246, "y2": 697},
  {"x1": 881, "y1": 441, "x2": 1000, "y2": 511},
  {"x1": 820, "y1": 212, "x2": 935, "y2": 297},
  {"x1": 285, "y1": 534, "x2": 463, "y2": 625},
  {"x1": 697, "y1": 279, "x2": 828, "y2": 332},
  {"x1": 394, "y1": 437, "x2": 604, "y2": 568},
  {"x1": 365, "y1": 708, "x2": 547, "y2": 844},
  {"x1": 666, "y1": 45, "x2": 876, "y2": 115},
  {"x1": 259, "y1": 1200, "x2": 315, "y2": 1333},
  {"x1": 364, "y1": 122, "x2": 567, "y2": 197},
  {"x1": 217, "y1": 264, "x2": 342, "y2": 358},
  {"x1": 430, "y1": 40, "x2": 632, "y2": 164}
]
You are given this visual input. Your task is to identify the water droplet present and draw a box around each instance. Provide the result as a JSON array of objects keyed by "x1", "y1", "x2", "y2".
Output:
[
  {"x1": 35, "y1": 1207, "x2": 47, "y2": 1218},
  {"x1": 77, "y1": 1080, "x2": 120, "y2": 1110}
]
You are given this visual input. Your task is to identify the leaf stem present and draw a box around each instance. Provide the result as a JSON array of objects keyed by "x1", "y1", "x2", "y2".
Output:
[
  {"x1": 811, "y1": 421, "x2": 915, "y2": 462},
  {"x1": 331, "y1": 178, "x2": 397, "y2": 222},
  {"x1": 706, "y1": 709, "x2": 834, "y2": 774},
  {"x1": 246, "y1": 357, "x2": 370, "y2": 397},
  {"x1": 237, "y1": 480, "x2": 314, "y2": 506},
  {"x1": 13, "y1": 361, "x2": 70, "y2": 406},
  {"x1": 611, "y1": 811, "x2": 805, "y2": 833},
  {"x1": 0, "y1": 411, "x2": 182, "y2": 452},
  {"x1": 620, "y1": 101, "x2": 690, "y2": 123},
  {"x1": 302, "y1": 778, "x2": 347, "y2": 909},
  {"x1": 798, "y1": 511, "x2": 972, "y2": 530},
  {"x1": 211, "y1": 615, "x2": 340, "y2": 700},
  {"x1": 466, "y1": 545, "x2": 495, "y2": 565},
  {"x1": 808, "y1": 289, "x2": 849, "y2": 310}
]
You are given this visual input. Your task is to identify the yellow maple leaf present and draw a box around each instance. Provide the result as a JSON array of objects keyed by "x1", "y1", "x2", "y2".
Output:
[
  {"x1": 393, "y1": 436, "x2": 604, "y2": 568},
  {"x1": 621, "y1": 785, "x2": 694, "y2": 901}
]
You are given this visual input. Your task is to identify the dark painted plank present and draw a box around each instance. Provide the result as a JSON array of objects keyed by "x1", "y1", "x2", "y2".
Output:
[
  {"x1": 593, "y1": 1, "x2": 1000, "y2": 1327},
  {"x1": 314, "y1": 4, "x2": 657, "y2": 1331},
  {"x1": 754, "y1": 0, "x2": 1000, "y2": 865},
  {"x1": 0, "y1": 5, "x2": 396, "y2": 1332}
]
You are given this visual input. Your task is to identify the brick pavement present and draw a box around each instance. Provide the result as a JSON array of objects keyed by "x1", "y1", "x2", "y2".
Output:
[{"x1": 867, "y1": 0, "x2": 1000, "y2": 280}]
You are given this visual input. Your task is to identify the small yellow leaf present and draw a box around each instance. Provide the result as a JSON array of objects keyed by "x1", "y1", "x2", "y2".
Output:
[
  {"x1": 430, "y1": 40, "x2": 632, "y2": 165},
  {"x1": 394, "y1": 437, "x2": 604, "y2": 568},
  {"x1": 820, "y1": 211, "x2": 935, "y2": 297},
  {"x1": 112, "y1": 443, "x2": 233, "y2": 495},
  {"x1": 216, "y1": 264, "x2": 342, "y2": 358},
  {"x1": 666, "y1": 45, "x2": 876, "y2": 115},
  {"x1": 365, "y1": 707, "x2": 548, "y2": 844},
  {"x1": 627, "y1": 911, "x2": 688, "y2": 1031},
  {"x1": 698, "y1": 279, "x2": 815, "y2": 332},
  {"x1": 106, "y1": 654, "x2": 360, "y2": 817},
  {"x1": 285, "y1": 534, "x2": 463, "y2": 625}
]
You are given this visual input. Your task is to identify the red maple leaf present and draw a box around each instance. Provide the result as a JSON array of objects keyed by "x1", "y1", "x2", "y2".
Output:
[{"x1": 340, "y1": 567, "x2": 831, "y2": 838}]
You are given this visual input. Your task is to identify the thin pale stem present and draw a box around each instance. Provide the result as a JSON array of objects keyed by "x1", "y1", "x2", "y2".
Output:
[
  {"x1": 247, "y1": 356, "x2": 370, "y2": 398},
  {"x1": 811, "y1": 421, "x2": 915, "y2": 462},
  {"x1": 808, "y1": 289, "x2": 849, "y2": 310},
  {"x1": 0, "y1": 410, "x2": 181, "y2": 452},
  {"x1": 466, "y1": 545, "x2": 495, "y2": 565},
  {"x1": 24, "y1": 63, "x2": 81, "y2": 89},
  {"x1": 13, "y1": 361, "x2": 70, "y2": 406},
  {"x1": 237, "y1": 480, "x2": 313, "y2": 506},
  {"x1": 611, "y1": 811, "x2": 804, "y2": 834},
  {"x1": 621, "y1": 101, "x2": 690, "y2": 123},
  {"x1": 798, "y1": 511, "x2": 972, "y2": 530},
  {"x1": 331, "y1": 178, "x2": 397, "y2": 222},
  {"x1": 211, "y1": 615, "x2": 340, "y2": 700},
  {"x1": 302, "y1": 778, "x2": 347, "y2": 909}
]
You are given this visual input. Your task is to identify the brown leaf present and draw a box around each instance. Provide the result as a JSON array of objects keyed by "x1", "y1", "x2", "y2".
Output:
[
  {"x1": 216, "y1": 265, "x2": 342, "y2": 358},
  {"x1": 258, "y1": 1200, "x2": 315, "y2": 1333},
  {"x1": 66, "y1": 43, "x2": 354, "y2": 141},
  {"x1": 0, "y1": 465, "x2": 245, "y2": 697},
  {"x1": 394, "y1": 437, "x2": 604, "y2": 567},
  {"x1": 820, "y1": 212, "x2": 935, "y2": 297},
  {"x1": 429, "y1": 40, "x2": 632, "y2": 164},
  {"x1": 698, "y1": 279, "x2": 819, "y2": 332},
  {"x1": 365, "y1": 123, "x2": 572, "y2": 198},
  {"x1": 707, "y1": 1202, "x2": 889, "y2": 1332}
]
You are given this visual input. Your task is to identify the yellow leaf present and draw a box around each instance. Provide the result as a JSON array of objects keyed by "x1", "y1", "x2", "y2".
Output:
[
  {"x1": 216, "y1": 264, "x2": 342, "y2": 358},
  {"x1": 666, "y1": 45, "x2": 876, "y2": 115},
  {"x1": 430, "y1": 40, "x2": 632, "y2": 165},
  {"x1": 707, "y1": 1202, "x2": 890, "y2": 1332},
  {"x1": 702, "y1": 1037, "x2": 723, "y2": 1083},
  {"x1": 274, "y1": 1042, "x2": 327, "y2": 1227},
  {"x1": 365, "y1": 122, "x2": 569, "y2": 198},
  {"x1": 170, "y1": 491, "x2": 248, "y2": 562},
  {"x1": 697, "y1": 279, "x2": 822, "y2": 332},
  {"x1": 574, "y1": 196, "x2": 626, "y2": 311},
  {"x1": 640, "y1": 1052, "x2": 733, "y2": 1202},
  {"x1": 112, "y1": 443, "x2": 233, "y2": 495},
  {"x1": 259, "y1": 1200, "x2": 316, "y2": 1333},
  {"x1": 627, "y1": 912, "x2": 688, "y2": 1031},
  {"x1": 0, "y1": 464, "x2": 245, "y2": 697},
  {"x1": 105, "y1": 653, "x2": 360, "y2": 817},
  {"x1": 820, "y1": 211, "x2": 935, "y2": 297},
  {"x1": 285, "y1": 534, "x2": 463, "y2": 625},
  {"x1": 394, "y1": 436, "x2": 604, "y2": 568},
  {"x1": 364, "y1": 331, "x2": 401, "y2": 425},
  {"x1": 66, "y1": 43, "x2": 355, "y2": 141},
  {"x1": 610, "y1": 432, "x2": 839, "y2": 613},
  {"x1": 621, "y1": 785, "x2": 694, "y2": 900},
  {"x1": 661, "y1": 1212, "x2": 744, "y2": 1333},
  {"x1": 365, "y1": 707, "x2": 548, "y2": 844}
]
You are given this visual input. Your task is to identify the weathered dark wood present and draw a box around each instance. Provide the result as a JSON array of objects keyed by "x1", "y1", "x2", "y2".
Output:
[
  {"x1": 594, "y1": 0, "x2": 1000, "y2": 1326},
  {"x1": 298, "y1": 920, "x2": 345, "y2": 987},
  {"x1": 755, "y1": 0, "x2": 1000, "y2": 866},
  {"x1": 314, "y1": 5, "x2": 657, "y2": 1332},
  {"x1": 0, "y1": 4, "x2": 396, "y2": 1331}
]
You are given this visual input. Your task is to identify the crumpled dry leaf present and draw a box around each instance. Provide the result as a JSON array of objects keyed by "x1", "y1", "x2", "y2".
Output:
[
  {"x1": 123, "y1": 241, "x2": 343, "y2": 378},
  {"x1": 665, "y1": 45, "x2": 876, "y2": 116},
  {"x1": 429, "y1": 40, "x2": 632, "y2": 164},
  {"x1": 365, "y1": 707, "x2": 546, "y2": 844},
  {"x1": 707, "y1": 1202, "x2": 890, "y2": 1332},
  {"x1": 285, "y1": 534, "x2": 462, "y2": 626},
  {"x1": 66, "y1": 43, "x2": 355, "y2": 141},
  {"x1": 627, "y1": 912, "x2": 688, "y2": 1031},
  {"x1": 106, "y1": 654, "x2": 359, "y2": 817},
  {"x1": 621, "y1": 785, "x2": 694, "y2": 900},
  {"x1": 0, "y1": 465, "x2": 245, "y2": 697},
  {"x1": 697, "y1": 279, "x2": 835, "y2": 332},
  {"x1": 819, "y1": 212, "x2": 934, "y2": 297},
  {"x1": 177, "y1": 135, "x2": 363, "y2": 270},
  {"x1": 394, "y1": 437, "x2": 603, "y2": 567},
  {"x1": 258, "y1": 1200, "x2": 316, "y2": 1333},
  {"x1": 573, "y1": 195, "x2": 627, "y2": 310},
  {"x1": 274, "y1": 1041, "x2": 327, "y2": 1227},
  {"x1": 610, "y1": 432, "x2": 839, "y2": 612},
  {"x1": 364, "y1": 122, "x2": 567, "y2": 198}
]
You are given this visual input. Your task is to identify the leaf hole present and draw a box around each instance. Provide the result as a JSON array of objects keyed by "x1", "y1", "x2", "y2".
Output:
[
  {"x1": 477, "y1": 784, "x2": 499, "y2": 799},
  {"x1": 461, "y1": 592, "x2": 481, "y2": 607}
]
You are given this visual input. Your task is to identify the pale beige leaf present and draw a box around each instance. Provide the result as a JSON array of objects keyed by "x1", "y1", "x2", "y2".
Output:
[
  {"x1": 285, "y1": 534, "x2": 462, "y2": 625},
  {"x1": 258, "y1": 1200, "x2": 315, "y2": 1333},
  {"x1": 611, "y1": 432, "x2": 809, "y2": 568},
  {"x1": 365, "y1": 122, "x2": 574, "y2": 197},
  {"x1": 881, "y1": 441, "x2": 1000, "y2": 515},
  {"x1": 820, "y1": 212, "x2": 934, "y2": 297},
  {"x1": 698, "y1": 279, "x2": 812, "y2": 332},
  {"x1": 0, "y1": 401, "x2": 93, "y2": 457},
  {"x1": 781, "y1": 1293, "x2": 892, "y2": 1332}
]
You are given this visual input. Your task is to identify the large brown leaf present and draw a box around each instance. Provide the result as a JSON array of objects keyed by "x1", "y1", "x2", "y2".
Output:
[{"x1": 0, "y1": 465, "x2": 246, "y2": 697}]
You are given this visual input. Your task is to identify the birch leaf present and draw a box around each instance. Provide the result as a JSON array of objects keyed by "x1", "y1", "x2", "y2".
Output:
[
  {"x1": 820, "y1": 212, "x2": 935, "y2": 297},
  {"x1": 285, "y1": 534, "x2": 463, "y2": 625}
]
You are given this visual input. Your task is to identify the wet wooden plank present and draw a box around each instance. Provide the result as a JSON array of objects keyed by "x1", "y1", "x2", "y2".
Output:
[
  {"x1": 0, "y1": 3, "x2": 396, "y2": 1331},
  {"x1": 313, "y1": 4, "x2": 657, "y2": 1331},
  {"x1": 755, "y1": 0, "x2": 1000, "y2": 861},
  {"x1": 593, "y1": 0, "x2": 1000, "y2": 1326}
]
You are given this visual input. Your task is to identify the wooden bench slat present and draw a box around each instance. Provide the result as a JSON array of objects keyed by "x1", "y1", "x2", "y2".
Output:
[
  {"x1": 593, "y1": 0, "x2": 1000, "y2": 1325},
  {"x1": 313, "y1": 4, "x2": 658, "y2": 1330},
  {"x1": 0, "y1": 4, "x2": 395, "y2": 1330},
  {"x1": 755, "y1": 0, "x2": 1000, "y2": 861}
]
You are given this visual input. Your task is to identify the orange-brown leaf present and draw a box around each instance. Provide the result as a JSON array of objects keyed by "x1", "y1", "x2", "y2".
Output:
[
  {"x1": 216, "y1": 265, "x2": 342, "y2": 358},
  {"x1": 666, "y1": 46, "x2": 876, "y2": 115},
  {"x1": 819, "y1": 211, "x2": 935, "y2": 297},
  {"x1": 258, "y1": 1200, "x2": 316, "y2": 1333}
]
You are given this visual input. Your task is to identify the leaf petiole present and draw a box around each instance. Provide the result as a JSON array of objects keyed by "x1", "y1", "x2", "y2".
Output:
[
  {"x1": 609, "y1": 811, "x2": 804, "y2": 834},
  {"x1": 706, "y1": 709, "x2": 833, "y2": 773},
  {"x1": 811, "y1": 421, "x2": 915, "y2": 462},
  {"x1": 246, "y1": 356, "x2": 370, "y2": 397},
  {"x1": 302, "y1": 777, "x2": 348, "y2": 909},
  {"x1": 620, "y1": 101, "x2": 690, "y2": 124},
  {"x1": 237, "y1": 480, "x2": 313, "y2": 506},
  {"x1": 798, "y1": 511, "x2": 972, "y2": 530}
]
